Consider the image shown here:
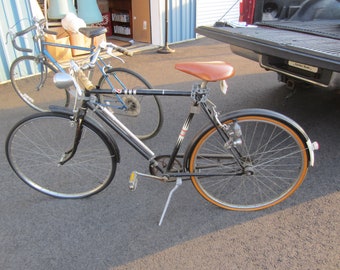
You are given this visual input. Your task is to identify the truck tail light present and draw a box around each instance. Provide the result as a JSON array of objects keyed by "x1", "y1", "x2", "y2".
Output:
[{"x1": 239, "y1": 0, "x2": 256, "y2": 24}]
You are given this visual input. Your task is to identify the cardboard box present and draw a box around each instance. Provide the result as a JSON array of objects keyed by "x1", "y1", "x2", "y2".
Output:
[
  {"x1": 68, "y1": 31, "x2": 92, "y2": 57},
  {"x1": 93, "y1": 33, "x2": 107, "y2": 48},
  {"x1": 68, "y1": 31, "x2": 107, "y2": 57},
  {"x1": 45, "y1": 27, "x2": 72, "y2": 62}
]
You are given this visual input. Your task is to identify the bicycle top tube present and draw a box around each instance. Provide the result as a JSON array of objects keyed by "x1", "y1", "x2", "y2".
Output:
[
  {"x1": 41, "y1": 43, "x2": 94, "y2": 72},
  {"x1": 42, "y1": 26, "x2": 106, "y2": 54},
  {"x1": 42, "y1": 41, "x2": 94, "y2": 53},
  {"x1": 42, "y1": 27, "x2": 106, "y2": 52},
  {"x1": 90, "y1": 88, "x2": 192, "y2": 97},
  {"x1": 40, "y1": 26, "x2": 106, "y2": 68}
]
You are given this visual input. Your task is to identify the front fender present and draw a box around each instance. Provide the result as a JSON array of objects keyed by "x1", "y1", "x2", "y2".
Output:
[{"x1": 49, "y1": 105, "x2": 121, "y2": 163}]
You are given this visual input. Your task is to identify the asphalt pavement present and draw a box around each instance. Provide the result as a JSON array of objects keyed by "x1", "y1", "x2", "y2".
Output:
[{"x1": 0, "y1": 37, "x2": 339, "y2": 270}]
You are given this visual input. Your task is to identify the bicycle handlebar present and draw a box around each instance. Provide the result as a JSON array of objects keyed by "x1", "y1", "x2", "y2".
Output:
[
  {"x1": 11, "y1": 18, "x2": 53, "y2": 53},
  {"x1": 44, "y1": 28, "x2": 57, "y2": 35},
  {"x1": 11, "y1": 23, "x2": 36, "y2": 52},
  {"x1": 100, "y1": 41, "x2": 134, "y2": 58}
]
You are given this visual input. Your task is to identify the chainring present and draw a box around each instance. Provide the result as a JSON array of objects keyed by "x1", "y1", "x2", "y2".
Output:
[{"x1": 149, "y1": 155, "x2": 182, "y2": 177}]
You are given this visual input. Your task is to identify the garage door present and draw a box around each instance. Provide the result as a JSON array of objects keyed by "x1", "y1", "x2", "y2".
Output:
[
  {"x1": 167, "y1": 0, "x2": 240, "y2": 44},
  {"x1": 196, "y1": 0, "x2": 240, "y2": 28},
  {"x1": 168, "y1": 0, "x2": 196, "y2": 43},
  {"x1": 0, "y1": 0, "x2": 38, "y2": 83}
]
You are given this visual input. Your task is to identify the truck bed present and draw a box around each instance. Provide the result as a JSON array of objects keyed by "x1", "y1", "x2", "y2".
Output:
[{"x1": 196, "y1": 20, "x2": 340, "y2": 72}]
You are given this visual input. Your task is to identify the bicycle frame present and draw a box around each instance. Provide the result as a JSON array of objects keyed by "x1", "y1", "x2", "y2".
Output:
[
  {"x1": 41, "y1": 41, "x2": 93, "y2": 72},
  {"x1": 60, "y1": 85, "x2": 235, "y2": 180}
]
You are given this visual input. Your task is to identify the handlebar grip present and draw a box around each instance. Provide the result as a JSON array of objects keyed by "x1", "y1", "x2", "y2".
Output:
[
  {"x1": 43, "y1": 28, "x2": 57, "y2": 35},
  {"x1": 12, "y1": 38, "x2": 33, "y2": 53},
  {"x1": 116, "y1": 46, "x2": 133, "y2": 56}
]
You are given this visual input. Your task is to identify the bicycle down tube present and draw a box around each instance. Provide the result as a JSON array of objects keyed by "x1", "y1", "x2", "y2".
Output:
[{"x1": 88, "y1": 88, "x2": 193, "y2": 169}]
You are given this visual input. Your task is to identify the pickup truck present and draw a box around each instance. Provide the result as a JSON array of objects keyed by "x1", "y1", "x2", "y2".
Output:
[{"x1": 196, "y1": 0, "x2": 340, "y2": 90}]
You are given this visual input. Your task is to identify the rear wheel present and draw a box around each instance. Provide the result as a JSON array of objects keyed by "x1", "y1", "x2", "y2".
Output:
[
  {"x1": 97, "y1": 67, "x2": 163, "y2": 140},
  {"x1": 189, "y1": 114, "x2": 309, "y2": 211}
]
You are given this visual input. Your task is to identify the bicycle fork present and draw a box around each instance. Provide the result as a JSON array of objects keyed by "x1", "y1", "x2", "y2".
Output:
[
  {"x1": 58, "y1": 106, "x2": 87, "y2": 166},
  {"x1": 35, "y1": 59, "x2": 48, "y2": 91}
]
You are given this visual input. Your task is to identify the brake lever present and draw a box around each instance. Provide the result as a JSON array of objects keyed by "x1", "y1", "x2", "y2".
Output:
[{"x1": 106, "y1": 47, "x2": 125, "y2": 63}]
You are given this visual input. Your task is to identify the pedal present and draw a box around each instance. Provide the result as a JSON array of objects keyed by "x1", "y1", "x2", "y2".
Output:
[{"x1": 129, "y1": 171, "x2": 138, "y2": 191}]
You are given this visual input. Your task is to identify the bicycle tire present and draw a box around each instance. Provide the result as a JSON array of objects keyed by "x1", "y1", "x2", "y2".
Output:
[
  {"x1": 6, "y1": 112, "x2": 118, "y2": 199},
  {"x1": 10, "y1": 55, "x2": 70, "y2": 112},
  {"x1": 188, "y1": 112, "x2": 309, "y2": 211},
  {"x1": 97, "y1": 67, "x2": 163, "y2": 140}
]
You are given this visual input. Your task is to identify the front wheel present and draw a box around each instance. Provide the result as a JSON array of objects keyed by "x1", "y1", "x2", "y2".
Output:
[
  {"x1": 6, "y1": 112, "x2": 118, "y2": 198},
  {"x1": 10, "y1": 55, "x2": 70, "y2": 112},
  {"x1": 97, "y1": 67, "x2": 163, "y2": 140},
  {"x1": 188, "y1": 113, "x2": 309, "y2": 211}
]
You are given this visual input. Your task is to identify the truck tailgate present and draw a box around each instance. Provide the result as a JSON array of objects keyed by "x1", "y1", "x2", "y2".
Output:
[{"x1": 196, "y1": 20, "x2": 340, "y2": 72}]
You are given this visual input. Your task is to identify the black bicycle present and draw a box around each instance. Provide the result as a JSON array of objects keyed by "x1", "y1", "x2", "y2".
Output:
[{"x1": 6, "y1": 59, "x2": 318, "y2": 224}]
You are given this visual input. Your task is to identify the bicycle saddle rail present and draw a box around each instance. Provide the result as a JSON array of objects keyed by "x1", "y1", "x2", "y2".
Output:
[{"x1": 175, "y1": 61, "x2": 235, "y2": 82}]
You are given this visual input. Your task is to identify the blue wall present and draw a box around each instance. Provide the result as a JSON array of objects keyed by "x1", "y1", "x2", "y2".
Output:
[
  {"x1": 169, "y1": 0, "x2": 196, "y2": 43},
  {"x1": 0, "y1": 0, "x2": 34, "y2": 83}
]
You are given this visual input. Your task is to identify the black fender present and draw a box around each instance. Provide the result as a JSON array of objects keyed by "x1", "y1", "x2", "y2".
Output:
[
  {"x1": 184, "y1": 108, "x2": 317, "y2": 170},
  {"x1": 49, "y1": 105, "x2": 120, "y2": 163}
]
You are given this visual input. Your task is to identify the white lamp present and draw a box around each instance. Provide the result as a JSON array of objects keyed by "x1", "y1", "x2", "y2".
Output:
[
  {"x1": 47, "y1": 0, "x2": 76, "y2": 19},
  {"x1": 77, "y1": 0, "x2": 103, "y2": 24}
]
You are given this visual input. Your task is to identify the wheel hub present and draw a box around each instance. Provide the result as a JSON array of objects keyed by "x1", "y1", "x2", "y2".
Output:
[
  {"x1": 122, "y1": 96, "x2": 140, "y2": 116},
  {"x1": 244, "y1": 165, "x2": 254, "y2": 176}
]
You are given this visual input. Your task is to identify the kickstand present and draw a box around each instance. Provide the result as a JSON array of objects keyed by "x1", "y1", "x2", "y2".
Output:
[{"x1": 158, "y1": 178, "x2": 182, "y2": 226}]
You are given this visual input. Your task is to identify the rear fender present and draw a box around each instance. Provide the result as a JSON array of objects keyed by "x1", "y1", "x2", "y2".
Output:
[{"x1": 184, "y1": 108, "x2": 317, "y2": 169}]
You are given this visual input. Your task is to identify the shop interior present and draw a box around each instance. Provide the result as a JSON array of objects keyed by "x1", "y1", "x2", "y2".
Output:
[{"x1": 38, "y1": 0, "x2": 151, "y2": 45}]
